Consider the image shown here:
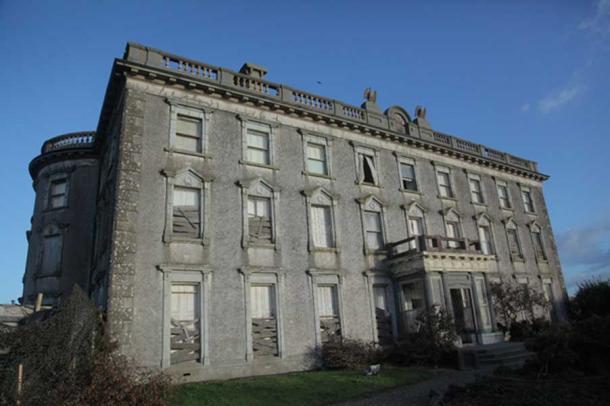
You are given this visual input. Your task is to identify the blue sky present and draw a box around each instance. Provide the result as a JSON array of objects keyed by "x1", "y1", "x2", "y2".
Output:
[{"x1": 1, "y1": 0, "x2": 609, "y2": 302}]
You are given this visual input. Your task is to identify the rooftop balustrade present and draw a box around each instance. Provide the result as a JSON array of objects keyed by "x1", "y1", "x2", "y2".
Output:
[
  {"x1": 41, "y1": 132, "x2": 96, "y2": 154},
  {"x1": 123, "y1": 43, "x2": 540, "y2": 174}
]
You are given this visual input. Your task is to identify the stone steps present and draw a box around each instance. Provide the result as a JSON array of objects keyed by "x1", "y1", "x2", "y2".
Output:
[{"x1": 458, "y1": 341, "x2": 535, "y2": 370}]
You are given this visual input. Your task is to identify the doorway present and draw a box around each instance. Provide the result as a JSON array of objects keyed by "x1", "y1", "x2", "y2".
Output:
[{"x1": 450, "y1": 288, "x2": 476, "y2": 344}]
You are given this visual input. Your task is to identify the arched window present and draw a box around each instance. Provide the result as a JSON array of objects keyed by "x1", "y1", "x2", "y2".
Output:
[
  {"x1": 504, "y1": 218, "x2": 523, "y2": 260},
  {"x1": 442, "y1": 208, "x2": 462, "y2": 249},
  {"x1": 238, "y1": 178, "x2": 280, "y2": 248},
  {"x1": 475, "y1": 213, "x2": 495, "y2": 255},
  {"x1": 529, "y1": 222, "x2": 547, "y2": 261},
  {"x1": 404, "y1": 202, "x2": 427, "y2": 250},
  {"x1": 357, "y1": 195, "x2": 386, "y2": 253}
]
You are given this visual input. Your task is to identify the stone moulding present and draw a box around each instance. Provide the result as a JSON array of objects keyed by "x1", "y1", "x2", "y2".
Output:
[{"x1": 96, "y1": 43, "x2": 547, "y2": 182}]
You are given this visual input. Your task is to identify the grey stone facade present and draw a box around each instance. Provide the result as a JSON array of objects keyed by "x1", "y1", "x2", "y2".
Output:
[{"x1": 22, "y1": 43, "x2": 567, "y2": 381}]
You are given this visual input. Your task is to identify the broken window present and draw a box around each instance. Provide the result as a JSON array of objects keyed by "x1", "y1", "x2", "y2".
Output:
[
  {"x1": 357, "y1": 151, "x2": 379, "y2": 184},
  {"x1": 250, "y1": 284, "x2": 278, "y2": 357},
  {"x1": 248, "y1": 196, "x2": 272, "y2": 242},
  {"x1": 317, "y1": 285, "x2": 341, "y2": 343},
  {"x1": 170, "y1": 284, "x2": 201, "y2": 364},
  {"x1": 172, "y1": 186, "x2": 201, "y2": 238},
  {"x1": 48, "y1": 178, "x2": 68, "y2": 209},
  {"x1": 400, "y1": 162, "x2": 417, "y2": 191}
]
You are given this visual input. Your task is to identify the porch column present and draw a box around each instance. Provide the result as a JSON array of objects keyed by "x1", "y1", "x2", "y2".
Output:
[
  {"x1": 423, "y1": 273, "x2": 434, "y2": 312},
  {"x1": 483, "y1": 274, "x2": 498, "y2": 331},
  {"x1": 469, "y1": 274, "x2": 482, "y2": 334},
  {"x1": 440, "y1": 272, "x2": 454, "y2": 318}
]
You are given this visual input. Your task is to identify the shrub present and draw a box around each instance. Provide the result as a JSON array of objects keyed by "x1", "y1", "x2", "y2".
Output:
[
  {"x1": 572, "y1": 279, "x2": 610, "y2": 319},
  {"x1": 0, "y1": 288, "x2": 171, "y2": 405},
  {"x1": 489, "y1": 283, "x2": 549, "y2": 333},
  {"x1": 509, "y1": 318, "x2": 550, "y2": 342},
  {"x1": 389, "y1": 308, "x2": 457, "y2": 367},
  {"x1": 320, "y1": 339, "x2": 381, "y2": 370}
]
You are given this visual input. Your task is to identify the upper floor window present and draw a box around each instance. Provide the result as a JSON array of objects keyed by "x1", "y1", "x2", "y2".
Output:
[
  {"x1": 476, "y1": 214, "x2": 495, "y2": 255},
  {"x1": 355, "y1": 146, "x2": 380, "y2": 185},
  {"x1": 443, "y1": 208, "x2": 462, "y2": 248},
  {"x1": 248, "y1": 196, "x2": 272, "y2": 243},
  {"x1": 172, "y1": 186, "x2": 201, "y2": 238},
  {"x1": 169, "y1": 104, "x2": 207, "y2": 156},
  {"x1": 529, "y1": 223, "x2": 547, "y2": 261},
  {"x1": 239, "y1": 178, "x2": 280, "y2": 248},
  {"x1": 435, "y1": 166, "x2": 454, "y2": 198},
  {"x1": 238, "y1": 117, "x2": 277, "y2": 168},
  {"x1": 39, "y1": 224, "x2": 64, "y2": 276},
  {"x1": 176, "y1": 115, "x2": 203, "y2": 153},
  {"x1": 247, "y1": 127, "x2": 270, "y2": 165},
  {"x1": 358, "y1": 195, "x2": 386, "y2": 252},
  {"x1": 468, "y1": 174, "x2": 484, "y2": 204},
  {"x1": 496, "y1": 181, "x2": 512, "y2": 209},
  {"x1": 399, "y1": 158, "x2": 418, "y2": 191},
  {"x1": 404, "y1": 202, "x2": 426, "y2": 250},
  {"x1": 521, "y1": 188, "x2": 535, "y2": 213},
  {"x1": 304, "y1": 187, "x2": 338, "y2": 251},
  {"x1": 48, "y1": 178, "x2": 68, "y2": 209},
  {"x1": 163, "y1": 168, "x2": 210, "y2": 243},
  {"x1": 307, "y1": 142, "x2": 328, "y2": 175},
  {"x1": 505, "y1": 219, "x2": 523, "y2": 259}
]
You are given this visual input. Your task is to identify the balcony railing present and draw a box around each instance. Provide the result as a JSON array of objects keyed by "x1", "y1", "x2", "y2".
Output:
[
  {"x1": 41, "y1": 132, "x2": 96, "y2": 154},
  {"x1": 385, "y1": 235, "x2": 486, "y2": 259}
]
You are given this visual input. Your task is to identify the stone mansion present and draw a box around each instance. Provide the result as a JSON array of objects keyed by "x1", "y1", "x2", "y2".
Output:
[{"x1": 22, "y1": 43, "x2": 566, "y2": 380}]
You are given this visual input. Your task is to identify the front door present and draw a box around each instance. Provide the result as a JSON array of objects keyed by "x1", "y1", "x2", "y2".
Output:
[{"x1": 450, "y1": 288, "x2": 476, "y2": 344}]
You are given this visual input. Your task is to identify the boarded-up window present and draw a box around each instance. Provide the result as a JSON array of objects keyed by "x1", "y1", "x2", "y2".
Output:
[
  {"x1": 365, "y1": 211, "x2": 384, "y2": 250},
  {"x1": 41, "y1": 234, "x2": 62, "y2": 275},
  {"x1": 49, "y1": 179, "x2": 68, "y2": 209},
  {"x1": 248, "y1": 196, "x2": 272, "y2": 242},
  {"x1": 247, "y1": 128, "x2": 270, "y2": 165},
  {"x1": 172, "y1": 186, "x2": 201, "y2": 238},
  {"x1": 317, "y1": 285, "x2": 341, "y2": 343},
  {"x1": 400, "y1": 162, "x2": 417, "y2": 191},
  {"x1": 507, "y1": 227, "x2": 522, "y2": 257},
  {"x1": 307, "y1": 142, "x2": 328, "y2": 175},
  {"x1": 436, "y1": 170, "x2": 453, "y2": 198},
  {"x1": 176, "y1": 115, "x2": 202, "y2": 152},
  {"x1": 251, "y1": 285, "x2": 278, "y2": 357},
  {"x1": 311, "y1": 205, "x2": 334, "y2": 248},
  {"x1": 170, "y1": 284, "x2": 201, "y2": 364}
]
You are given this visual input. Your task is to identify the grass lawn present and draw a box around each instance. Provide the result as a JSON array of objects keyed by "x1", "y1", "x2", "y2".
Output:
[{"x1": 171, "y1": 367, "x2": 433, "y2": 406}]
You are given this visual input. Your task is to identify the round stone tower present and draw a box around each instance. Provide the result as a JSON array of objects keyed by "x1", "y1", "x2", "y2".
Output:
[{"x1": 22, "y1": 132, "x2": 99, "y2": 306}]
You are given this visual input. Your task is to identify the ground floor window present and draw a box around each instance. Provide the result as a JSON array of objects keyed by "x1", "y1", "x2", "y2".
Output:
[
  {"x1": 317, "y1": 285, "x2": 341, "y2": 343},
  {"x1": 373, "y1": 284, "x2": 393, "y2": 345},
  {"x1": 170, "y1": 284, "x2": 201, "y2": 365},
  {"x1": 250, "y1": 284, "x2": 279, "y2": 357}
]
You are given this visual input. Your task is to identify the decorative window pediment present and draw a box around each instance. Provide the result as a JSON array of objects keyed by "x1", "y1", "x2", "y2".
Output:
[
  {"x1": 441, "y1": 207, "x2": 461, "y2": 223},
  {"x1": 403, "y1": 201, "x2": 426, "y2": 218},
  {"x1": 357, "y1": 194, "x2": 384, "y2": 211},
  {"x1": 475, "y1": 212, "x2": 492, "y2": 227}
]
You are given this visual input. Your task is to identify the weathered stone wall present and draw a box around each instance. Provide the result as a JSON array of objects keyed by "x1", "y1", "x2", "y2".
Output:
[{"x1": 101, "y1": 76, "x2": 566, "y2": 379}]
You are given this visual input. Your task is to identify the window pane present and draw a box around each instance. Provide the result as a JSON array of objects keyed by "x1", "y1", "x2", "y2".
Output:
[
  {"x1": 171, "y1": 284, "x2": 199, "y2": 322},
  {"x1": 51, "y1": 196, "x2": 66, "y2": 208},
  {"x1": 317, "y1": 286, "x2": 338, "y2": 317},
  {"x1": 373, "y1": 286, "x2": 388, "y2": 310},
  {"x1": 247, "y1": 130, "x2": 269, "y2": 149},
  {"x1": 41, "y1": 235, "x2": 62, "y2": 275},
  {"x1": 173, "y1": 187, "x2": 199, "y2": 206},
  {"x1": 177, "y1": 115, "x2": 202, "y2": 137},
  {"x1": 400, "y1": 163, "x2": 417, "y2": 190},
  {"x1": 365, "y1": 211, "x2": 382, "y2": 232},
  {"x1": 51, "y1": 180, "x2": 67, "y2": 195},
  {"x1": 361, "y1": 154, "x2": 377, "y2": 184},
  {"x1": 437, "y1": 172, "x2": 452, "y2": 197},
  {"x1": 312, "y1": 205, "x2": 333, "y2": 248},
  {"x1": 247, "y1": 147, "x2": 269, "y2": 164},
  {"x1": 248, "y1": 197, "x2": 270, "y2": 218},
  {"x1": 478, "y1": 226, "x2": 492, "y2": 254},
  {"x1": 251, "y1": 285, "x2": 276, "y2": 319},
  {"x1": 367, "y1": 231, "x2": 383, "y2": 250},
  {"x1": 175, "y1": 134, "x2": 200, "y2": 152},
  {"x1": 307, "y1": 159, "x2": 327, "y2": 175},
  {"x1": 307, "y1": 143, "x2": 325, "y2": 161}
]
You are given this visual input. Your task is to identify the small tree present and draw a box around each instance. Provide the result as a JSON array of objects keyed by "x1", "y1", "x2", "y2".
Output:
[{"x1": 489, "y1": 282, "x2": 549, "y2": 332}]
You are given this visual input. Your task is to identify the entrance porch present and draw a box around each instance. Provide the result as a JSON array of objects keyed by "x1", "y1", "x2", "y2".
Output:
[{"x1": 385, "y1": 235, "x2": 504, "y2": 346}]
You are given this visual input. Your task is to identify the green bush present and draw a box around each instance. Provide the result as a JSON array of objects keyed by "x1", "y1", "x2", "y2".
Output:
[
  {"x1": 0, "y1": 288, "x2": 171, "y2": 405},
  {"x1": 509, "y1": 318, "x2": 550, "y2": 342},
  {"x1": 320, "y1": 339, "x2": 381, "y2": 370},
  {"x1": 389, "y1": 308, "x2": 457, "y2": 368},
  {"x1": 572, "y1": 279, "x2": 610, "y2": 319}
]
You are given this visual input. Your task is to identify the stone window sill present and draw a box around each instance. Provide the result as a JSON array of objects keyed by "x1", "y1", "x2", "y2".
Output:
[
  {"x1": 438, "y1": 195, "x2": 458, "y2": 202},
  {"x1": 44, "y1": 206, "x2": 69, "y2": 213},
  {"x1": 400, "y1": 188, "x2": 421, "y2": 195},
  {"x1": 311, "y1": 247, "x2": 339, "y2": 254},
  {"x1": 471, "y1": 201, "x2": 487, "y2": 208},
  {"x1": 356, "y1": 181, "x2": 382, "y2": 189},
  {"x1": 165, "y1": 236, "x2": 206, "y2": 246},
  {"x1": 239, "y1": 160, "x2": 279, "y2": 171},
  {"x1": 303, "y1": 171, "x2": 335, "y2": 180},
  {"x1": 164, "y1": 147, "x2": 211, "y2": 159}
]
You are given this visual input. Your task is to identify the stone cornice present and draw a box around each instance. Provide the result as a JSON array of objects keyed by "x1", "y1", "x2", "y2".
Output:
[{"x1": 97, "y1": 43, "x2": 549, "y2": 182}]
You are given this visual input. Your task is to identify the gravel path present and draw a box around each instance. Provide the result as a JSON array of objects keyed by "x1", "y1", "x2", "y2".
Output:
[{"x1": 335, "y1": 368, "x2": 490, "y2": 406}]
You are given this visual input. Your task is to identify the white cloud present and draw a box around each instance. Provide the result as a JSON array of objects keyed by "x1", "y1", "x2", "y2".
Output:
[
  {"x1": 520, "y1": 103, "x2": 530, "y2": 112},
  {"x1": 579, "y1": 0, "x2": 610, "y2": 37},
  {"x1": 537, "y1": 84, "x2": 585, "y2": 114}
]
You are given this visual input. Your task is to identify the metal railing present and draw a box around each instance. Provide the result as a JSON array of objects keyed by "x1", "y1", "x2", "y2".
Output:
[
  {"x1": 386, "y1": 235, "x2": 486, "y2": 259},
  {"x1": 41, "y1": 132, "x2": 96, "y2": 153}
]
